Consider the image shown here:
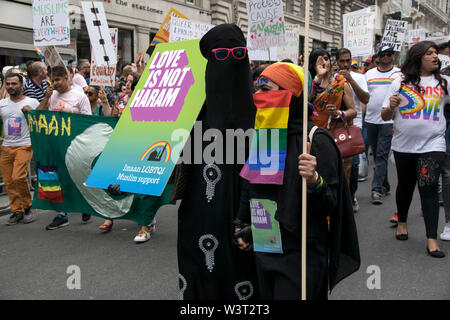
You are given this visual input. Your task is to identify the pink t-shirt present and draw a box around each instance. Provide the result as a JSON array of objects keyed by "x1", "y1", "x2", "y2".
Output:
[
  {"x1": 72, "y1": 73, "x2": 88, "y2": 89},
  {"x1": 49, "y1": 88, "x2": 92, "y2": 115}
]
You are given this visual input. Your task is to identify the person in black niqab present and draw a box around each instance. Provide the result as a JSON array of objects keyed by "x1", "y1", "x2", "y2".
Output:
[{"x1": 175, "y1": 24, "x2": 258, "y2": 300}]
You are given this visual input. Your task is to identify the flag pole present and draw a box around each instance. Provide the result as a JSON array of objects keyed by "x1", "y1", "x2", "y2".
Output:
[{"x1": 301, "y1": 0, "x2": 311, "y2": 301}]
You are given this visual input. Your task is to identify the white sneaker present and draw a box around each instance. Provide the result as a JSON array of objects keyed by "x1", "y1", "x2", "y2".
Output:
[{"x1": 440, "y1": 224, "x2": 450, "y2": 241}]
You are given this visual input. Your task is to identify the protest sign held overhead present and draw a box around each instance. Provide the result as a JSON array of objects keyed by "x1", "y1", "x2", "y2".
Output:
[
  {"x1": 85, "y1": 40, "x2": 207, "y2": 196},
  {"x1": 81, "y1": 1, "x2": 117, "y2": 66},
  {"x1": 246, "y1": 0, "x2": 286, "y2": 50},
  {"x1": 381, "y1": 19, "x2": 408, "y2": 52},
  {"x1": 40, "y1": 46, "x2": 65, "y2": 67},
  {"x1": 169, "y1": 17, "x2": 214, "y2": 42},
  {"x1": 90, "y1": 28, "x2": 118, "y2": 87},
  {"x1": 407, "y1": 29, "x2": 427, "y2": 44},
  {"x1": 343, "y1": 7, "x2": 376, "y2": 57},
  {"x1": 32, "y1": 0, "x2": 70, "y2": 46}
]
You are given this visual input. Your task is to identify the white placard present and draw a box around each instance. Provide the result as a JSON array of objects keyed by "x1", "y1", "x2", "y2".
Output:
[
  {"x1": 439, "y1": 54, "x2": 450, "y2": 70},
  {"x1": 33, "y1": 0, "x2": 70, "y2": 46},
  {"x1": 40, "y1": 46, "x2": 65, "y2": 68},
  {"x1": 90, "y1": 28, "x2": 118, "y2": 87},
  {"x1": 169, "y1": 17, "x2": 214, "y2": 42},
  {"x1": 343, "y1": 8, "x2": 376, "y2": 57},
  {"x1": 381, "y1": 19, "x2": 408, "y2": 52},
  {"x1": 407, "y1": 29, "x2": 427, "y2": 44},
  {"x1": 81, "y1": 1, "x2": 117, "y2": 66},
  {"x1": 246, "y1": 0, "x2": 286, "y2": 50}
]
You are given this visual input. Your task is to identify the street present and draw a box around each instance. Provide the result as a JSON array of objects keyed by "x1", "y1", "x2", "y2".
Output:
[{"x1": 0, "y1": 160, "x2": 449, "y2": 300}]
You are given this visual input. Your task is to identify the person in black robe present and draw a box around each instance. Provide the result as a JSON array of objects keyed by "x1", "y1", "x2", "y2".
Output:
[
  {"x1": 174, "y1": 24, "x2": 258, "y2": 300},
  {"x1": 235, "y1": 62, "x2": 360, "y2": 300}
]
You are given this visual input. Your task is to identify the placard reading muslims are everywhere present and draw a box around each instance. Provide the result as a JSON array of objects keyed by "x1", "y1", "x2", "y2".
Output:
[{"x1": 85, "y1": 40, "x2": 207, "y2": 196}]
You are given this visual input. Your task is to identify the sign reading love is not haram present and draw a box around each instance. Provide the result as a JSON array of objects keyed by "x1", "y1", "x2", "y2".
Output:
[
  {"x1": 246, "y1": 0, "x2": 286, "y2": 50},
  {"x1": 85, "y1": 40, "x2": 206, "y2": 196}
]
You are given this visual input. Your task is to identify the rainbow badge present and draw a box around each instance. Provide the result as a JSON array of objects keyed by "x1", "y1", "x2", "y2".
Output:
[
  {"x1": 399, "y1": 84, "x2": 426, "y2": 115},
  {"x1": 140, "y1": 141, "x2": 171, "y2": 162}
]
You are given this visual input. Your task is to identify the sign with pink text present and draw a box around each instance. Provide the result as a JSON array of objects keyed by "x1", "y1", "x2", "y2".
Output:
[
  {"x1": 85, "y1": 40, "x2": 206, "y2": 196},
  {"x1": 246, "y1": 0, "x2": 285, "y2": 50},
  {"x1": 90, "y1": 28, "x2": 118, "y2": 87}
]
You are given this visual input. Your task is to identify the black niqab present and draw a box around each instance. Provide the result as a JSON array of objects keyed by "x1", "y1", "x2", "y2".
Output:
[{"x1": 199, "y1": 24, "x2": 255, "y2": 130}]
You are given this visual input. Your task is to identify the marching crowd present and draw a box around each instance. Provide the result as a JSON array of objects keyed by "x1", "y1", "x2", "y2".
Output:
[{"x1": 0, "y1": 23, "x2": 449, "y2": 299}]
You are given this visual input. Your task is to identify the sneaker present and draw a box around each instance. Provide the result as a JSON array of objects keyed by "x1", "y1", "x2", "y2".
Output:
[
  {"x1": 46, "y1": 214, "x2": 69, "y2": 230},
  {"x1": 352, "y1": 197, "x2": 359, "y2": 213},
  {"x1": 371, "y1": 191, "x2": 383, "y2": 204},
  {"x1": 390, "y1": 211, "x2": 398, "y2": 224},
  {"x1": 81, "y1": 213, "x2": 91, "y2": 223},
  {"x1": 381, "y1": 186, "x2": 391, "y2": 197},
  {"x1": 22, "y1": 207, "x2": 33, "y2": 224},
  {"x1": 440, "y1": 223, "x2": 450, "y2": 241},
  {"x1": 134, "y1": 223, "x2": 156, "y2": 243},
  {"x1": 6, "y1": 213, "x2": 23, "y2": 225},
  {"x1": 358, "y1": 175, "x2": 368, "y2": 182}
]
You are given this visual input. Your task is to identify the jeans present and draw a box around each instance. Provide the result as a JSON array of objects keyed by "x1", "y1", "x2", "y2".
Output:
[
  {"x1": 442, "y1": 154, "x2": 450, "y2": 223},
  {"x1": 365, "y1": 122, "x2": 393, "y2": 194}
]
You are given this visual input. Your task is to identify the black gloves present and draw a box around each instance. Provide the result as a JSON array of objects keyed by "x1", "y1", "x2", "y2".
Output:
[
  {"x1": 107, "y1": 184, "x2": 125, "y2": 196},
  {"x1": 232, "y1": 218, "x2": 253, "y2": 246}
]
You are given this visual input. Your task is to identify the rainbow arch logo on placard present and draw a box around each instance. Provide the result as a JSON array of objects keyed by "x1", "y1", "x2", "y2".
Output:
[
  {"x1": 140, "y1": 141, "x2": 171, "y2": 162},
  {"x1": 399, "y1": 84, "x2": 426, "y2": 115}
]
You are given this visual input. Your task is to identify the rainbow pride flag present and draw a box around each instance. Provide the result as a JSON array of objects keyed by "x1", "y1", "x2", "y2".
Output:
[
  {"x1": 240, "y1": 90, "x2": 292, "y2": 185},
  {"x1": 37, "y1": 164, "x2": 64, "y2": 203},
  {"x1": 399, "y1": 84, "x2": 426, "y2": 115}
]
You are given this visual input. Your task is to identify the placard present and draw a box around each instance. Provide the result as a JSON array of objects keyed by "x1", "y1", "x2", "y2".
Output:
[
  {"x1": 81, "y1": 1, "x2": 117, "y2": 66},
  {"x1": 151, "y1": 8, "x2": 189, "y2": 46},
  {"x1": 407, "y1": 29, "x2": 427, "y2": 44},
  {"x1": 169, "y1": 17, "x2": 214, "y2": 42},
  {"x1": 33, "y1": 0, "x2": 70, "y2": 46},
  {"x1": 246, "y1": 0, "x2": 286, "y2": 50},
  {"x1": 90, "y1": 28, "x2": 118, "y2": 87},
  {"x1": 381, "y1": 19, "x2": 408, "y2": 52},
  {"x1": 343, "y1": 8, "x2": 376, "y2": 57},
  {"x1": 85, "y1": 40, "x2": 207, "y2": 196},
  {"x1": 40, "y1": 46, "x2": 65, "y2": 67}
]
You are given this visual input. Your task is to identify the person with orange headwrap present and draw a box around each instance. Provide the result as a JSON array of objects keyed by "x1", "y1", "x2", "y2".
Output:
[{"x1": 235, "y1": 62, "x2": 360, "y2": 300}]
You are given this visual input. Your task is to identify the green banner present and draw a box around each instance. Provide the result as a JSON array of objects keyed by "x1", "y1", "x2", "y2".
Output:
[{"x1": 26, "y1": 110, "x2": 173, "y2": 226}]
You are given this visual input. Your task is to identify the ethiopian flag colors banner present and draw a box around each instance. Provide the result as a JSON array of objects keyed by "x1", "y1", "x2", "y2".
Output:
[{"x1": 26, "y1": 110, "x2": 173, "y2": 226}]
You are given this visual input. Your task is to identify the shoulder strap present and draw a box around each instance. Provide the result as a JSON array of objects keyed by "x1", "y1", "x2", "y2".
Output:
[{"x1": 308, "y1": 125, "x2": 318, "y2": 144}]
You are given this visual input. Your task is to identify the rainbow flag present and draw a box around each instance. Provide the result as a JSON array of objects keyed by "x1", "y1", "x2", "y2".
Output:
[
  {"x1": 37, "y1": 164, "x2": 64, "y2": 203},
  {"x1": 399, "y1": 84, "x2": 426, "y2": 115},
  {"x1": 240, "y1": 90, "x2": 292, "y2": 185},
  {"x1": 367, "y1": 78, "x2": 395, "y2": 86}
]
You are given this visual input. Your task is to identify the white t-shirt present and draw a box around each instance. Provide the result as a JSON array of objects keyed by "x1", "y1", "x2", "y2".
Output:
[
  {"x1": 365, "y1": 67, "x2": 402, "y2": 124},
  {"x1": 49, "y1": 88, "x2": 92, "y2": 115},
  {"x1": 0, "y1": 96, "x2": 39, "y2": 146},
  {"x1": 383, "y1": 75, "x2": 450, "y2": 153},
  {"x1": 72, "y1": 73, "x2": 88, "y2": 89},
  {"x1": 350, "y1": 71, "x2": 369, "y2": 128},
  {"x1": 71, "y1": 84, "x2": 85, "y2": 94}
]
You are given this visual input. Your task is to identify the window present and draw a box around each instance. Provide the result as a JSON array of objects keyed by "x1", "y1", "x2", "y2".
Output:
[
  {"x1": 186, "y1": 0, "x2": 195, "y2": 5},
  {"x1": 313, "y1": 40, "x2": 327, "y2": 50},
  {"x1": 313, "y1": 0, "x2": 320, "y2": 23},
  {"x1": 299, "y1": 0, "x2": 305, "y2": 17},
  {"x1": 285, "y1": 0, "x2": 294, "y2": 13}
]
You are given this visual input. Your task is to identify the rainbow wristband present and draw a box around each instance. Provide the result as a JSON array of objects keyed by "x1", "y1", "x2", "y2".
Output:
[{"x1": 307, "y1": 174, "x2": 324, "y2": 191}]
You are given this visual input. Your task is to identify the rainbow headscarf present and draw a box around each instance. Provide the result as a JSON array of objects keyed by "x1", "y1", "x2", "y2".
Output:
[
  {"x1": 399, "y1": 84, "x2": 426, "y2": 115},
  {"x1": 240, "y1": 63, "x2": 306, "y2": 185}
]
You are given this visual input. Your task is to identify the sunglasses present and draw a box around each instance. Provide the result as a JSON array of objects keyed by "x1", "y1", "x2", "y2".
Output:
[
  {"x1": 380, "y1": 52, "x2": 393, "y2": 58},
  {"x1": 86, "y1": 91, "x2": 95, "y2": 96},
  {"x1": 211, "y1": 47, "x2": 247, "y2": 61}
]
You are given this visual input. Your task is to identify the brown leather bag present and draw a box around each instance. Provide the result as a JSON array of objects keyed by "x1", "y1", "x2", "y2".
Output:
[{"x1": 329, "y1": 124, "x2": 366, "y2": 158}]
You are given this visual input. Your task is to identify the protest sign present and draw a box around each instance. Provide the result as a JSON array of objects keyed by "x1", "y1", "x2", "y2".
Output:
[
  {"x1": 90, "y1": 28, "x2": 118, "y2": 87},
  {"x1": 381, "y1": 19, "x2": 408, "y2": 52},
  {"x1": 343, "y1": 8, "x2": 376, "y2": 57},
  {"x1": 439, "y1": 54, "x2": 450, "y2": 70},
  {"x1": 81, "y1": 1, "x2": 117, "y2": 66},
  {"x1": 248, "y1": 23, "x2": 299, "y2": 62},
  {"x1": 26, "y1": 110, "x2": 173, "y2": 226},
  {"x1": 40, "y1": 46, "x2": 65, "y2": 67},
  {"x1": 407, "y1": 29, "x2": 427, "y2": 44},
  {"x1": 32, "y1": 0, "x2": 70, "y2": 46},
  {"x1": 169, "y1": 17, "x2": 214, "y2": 42},
  {"x1": 150, "y1": 8, "x2": 189, "y2": 47},
  {"x1": 246, "y1": 0, "x2": 286, "y2": 50},
  {"x1": 85, "y1": 40, "x2": 207, "y2": 196}
]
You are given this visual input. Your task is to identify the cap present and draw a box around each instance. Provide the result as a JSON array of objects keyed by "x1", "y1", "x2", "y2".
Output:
[
  {"x1": 364, "y1": 56, "x2": 372, "y2": 64},
  {"x1": 351, "y1": 60, "x2": 359, "y2": 67},
  {"x1": 378, "y1": 45, "x2": 394, "y2": 55}
]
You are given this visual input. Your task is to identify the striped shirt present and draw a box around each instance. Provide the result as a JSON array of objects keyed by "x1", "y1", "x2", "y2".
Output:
[{"x1": 23, "y1": 78, "x2": 49, "y2": 102}]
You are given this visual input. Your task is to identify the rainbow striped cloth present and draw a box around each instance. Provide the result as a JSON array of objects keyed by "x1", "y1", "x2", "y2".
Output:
[
  {"x1": 37, "y1": 164, "x2": 64, "y2": 203},
  {"x1": 240, "y1": 90, "x2": 292, "y2": 185}
]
